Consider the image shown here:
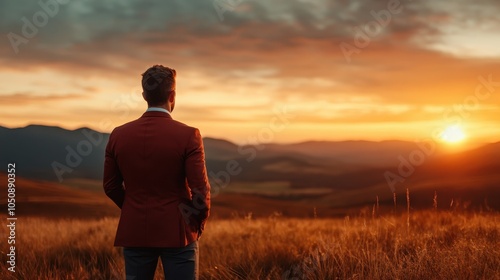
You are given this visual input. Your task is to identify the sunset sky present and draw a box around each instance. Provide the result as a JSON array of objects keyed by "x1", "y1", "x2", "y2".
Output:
[{"x1": 1, "y1": 0, "x2": 499, "y2": 145}]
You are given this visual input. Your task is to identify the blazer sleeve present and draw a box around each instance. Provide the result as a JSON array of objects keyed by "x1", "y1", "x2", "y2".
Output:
[
  {"x1": 103, "y1": 131, "x2": 125, "y2": 208},
  {"x1": 185, "y1": 128, "x2": 211, "y2": 233}
]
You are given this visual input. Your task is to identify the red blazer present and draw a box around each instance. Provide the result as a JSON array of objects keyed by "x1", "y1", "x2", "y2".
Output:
[{"x1": 103, "y1": 111, "x2": 210, "y2": 247}]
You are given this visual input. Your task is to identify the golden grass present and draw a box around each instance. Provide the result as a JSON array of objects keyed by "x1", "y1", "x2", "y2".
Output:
[{"x1": 0, "y1": 211, "x2": 499, "y2": 279}]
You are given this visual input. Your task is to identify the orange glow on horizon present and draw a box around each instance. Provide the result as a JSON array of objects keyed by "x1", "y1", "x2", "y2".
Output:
[{"x1": 440, "y1": 125, "x2": 466, "y2": 144}]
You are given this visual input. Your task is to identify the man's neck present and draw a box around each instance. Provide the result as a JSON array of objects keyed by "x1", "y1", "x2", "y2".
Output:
[
  {"x1": 147, "y1": 106, "x2": 170, "y2": 114},
  {"x1": 149, "y1": 104, "x2": 168, "y2": 110}
]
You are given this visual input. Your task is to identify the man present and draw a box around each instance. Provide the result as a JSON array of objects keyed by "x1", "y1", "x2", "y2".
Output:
[{"x1": 103, "y1": 65, "x2": 210, "y2": 280}]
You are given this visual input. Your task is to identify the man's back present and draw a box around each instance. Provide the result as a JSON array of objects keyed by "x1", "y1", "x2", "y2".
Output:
[{"x1": 104, "y1": 110, "x2": 210, "y2": 248}]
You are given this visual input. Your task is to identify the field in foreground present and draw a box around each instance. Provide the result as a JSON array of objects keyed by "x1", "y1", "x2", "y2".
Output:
[{"x1": 0, "y1": 211, "x2": 499, "y2": 279}]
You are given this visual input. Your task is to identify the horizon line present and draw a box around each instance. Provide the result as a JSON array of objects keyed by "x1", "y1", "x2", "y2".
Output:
[{"x1": 1, "y1": 123, "x2": 499, "y2": 148}]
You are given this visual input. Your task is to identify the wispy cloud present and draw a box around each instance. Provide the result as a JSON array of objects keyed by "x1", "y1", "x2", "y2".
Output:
[
  {"x1": 0, "y1": 93, "x2": 85, "y2": 105},
  {"x1": 0, "y1": 0, "x2": 499, "y2": 142}
]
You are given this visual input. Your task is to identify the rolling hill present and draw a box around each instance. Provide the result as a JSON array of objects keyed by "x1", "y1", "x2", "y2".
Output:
[{"x1": 1, "y1": 124, "x2": 499, "y2": 214}]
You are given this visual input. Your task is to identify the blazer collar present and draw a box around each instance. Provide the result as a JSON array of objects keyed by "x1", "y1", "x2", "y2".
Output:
[{"x1": 141, "y1": 111, "x2": 173, "y2": 119}]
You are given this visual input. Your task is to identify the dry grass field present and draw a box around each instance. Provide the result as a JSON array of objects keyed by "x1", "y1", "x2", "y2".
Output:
[{"x1": 0, "y1": 211, "x2": 499, "y2": 280}]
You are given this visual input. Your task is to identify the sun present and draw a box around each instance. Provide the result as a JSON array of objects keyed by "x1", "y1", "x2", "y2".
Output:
[{"x1": 440, "y1": 125, "x2": 466, "y2": 143}]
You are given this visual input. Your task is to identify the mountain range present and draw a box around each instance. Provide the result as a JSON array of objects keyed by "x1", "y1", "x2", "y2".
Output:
[{"x1": 1, "y1": 124, "x2": 499, "y2": 215}]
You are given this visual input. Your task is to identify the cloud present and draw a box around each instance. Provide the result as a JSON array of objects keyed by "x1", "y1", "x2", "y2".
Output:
[
  {"x1": 0, "y1": 0, "x2": 499, "y2": 141},
  {"x1": 0, "y1": 92, "x2": 85, "y2": 105},
  {"x1": 1, "y1": 0, "x2": 498, "y2": 78}
]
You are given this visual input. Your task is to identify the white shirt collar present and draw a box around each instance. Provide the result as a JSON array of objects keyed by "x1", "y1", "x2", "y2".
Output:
[{"x1": 146, "y1": 107, "x2": 170, "y2": 114}]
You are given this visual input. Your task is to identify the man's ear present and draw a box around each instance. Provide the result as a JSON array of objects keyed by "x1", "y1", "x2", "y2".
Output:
[
  {"x1": 169, "y1": 90, "x2": 176, "y2": 102},
  {"x1": 142, "y1": 91, "x2": 147, "y2": 101},
  {"x1": 169, "y1": 90, "x2": 176, "y2": 112}
]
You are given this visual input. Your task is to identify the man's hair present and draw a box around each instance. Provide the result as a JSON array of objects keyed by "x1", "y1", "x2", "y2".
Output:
[{"x1": 141, "y1": 65, "x2": 176, "y2": 106}]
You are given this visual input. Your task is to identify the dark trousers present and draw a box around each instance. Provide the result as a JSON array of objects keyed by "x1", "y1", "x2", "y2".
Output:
[{"x1": 123, "y1": 241, "x2": 198, "y2": 280}]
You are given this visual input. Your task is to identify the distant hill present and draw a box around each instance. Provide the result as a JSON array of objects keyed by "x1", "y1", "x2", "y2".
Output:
[
  {"x1": 0, "y1": 124, "x2": 434, "y2": 182},
  {"x1": 1, "y1": 124, "x2": 499, "y2": 211},
  {"x1": 0, "y1": 172, "x2": 119, "y2": 219},
  {"x1": 0, "y1": 125, "x2": 108, "y2": 181},
  {"x1": 0, "y1": 172, "x2": 374, "y2": 219}
]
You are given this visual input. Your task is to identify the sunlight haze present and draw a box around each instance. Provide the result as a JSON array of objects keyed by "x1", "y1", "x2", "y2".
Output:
[{"x1": 0, "y1": 0, "x2": 499, "y2": 146}]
